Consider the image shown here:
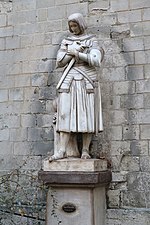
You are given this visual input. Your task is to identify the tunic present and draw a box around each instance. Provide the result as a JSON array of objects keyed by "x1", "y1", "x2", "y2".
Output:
[{"x1": 56, "y1": 34, "x2": 103, "y2": 134}]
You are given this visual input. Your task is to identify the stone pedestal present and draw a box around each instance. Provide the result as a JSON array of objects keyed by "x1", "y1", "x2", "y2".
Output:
[{"x1": 39, "y1": 159, "x2": 112, "y2": 225}]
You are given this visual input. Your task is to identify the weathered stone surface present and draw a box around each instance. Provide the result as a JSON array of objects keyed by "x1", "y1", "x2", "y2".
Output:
[
  {"x1": 39, "y1": 170, "x2": 112, "y2": 185},
  {"x1": 106, "y1": 209, "x2": 150, "y2": 225},
  {"x1": 43, "y1": 158, "x2": 107, "y2": 172},
  {"x1": 0, "y1": 0, "x2": 150, "y2": 224}
]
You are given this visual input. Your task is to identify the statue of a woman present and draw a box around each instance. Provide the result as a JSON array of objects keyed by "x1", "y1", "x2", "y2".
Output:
[{"x1": 49, "y1": 13, "x2": 104, "y2": 162}]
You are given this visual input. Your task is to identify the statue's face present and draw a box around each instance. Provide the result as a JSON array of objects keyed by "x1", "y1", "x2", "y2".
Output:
[{"x1": 69, "y1": 21, "x2": 81, "y2": 35}]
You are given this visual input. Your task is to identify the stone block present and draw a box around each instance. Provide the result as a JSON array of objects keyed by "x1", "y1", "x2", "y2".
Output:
[
  {"x1": 0, "y1": 141, "x2": 13, "y2": 155},
  {"x1": 31, "y1": 101, "x2": 46, "y2": 113},
  {"x1": 111, "y1": 141, "x2": 130, "y2": 156},
  {"x1": 13, "y1": 0, "x2": 36, "y2": 11},
  {"x1": 0, "y1": 14, "x2": 6, "y2": 27},
  {"x1": 121, "y1": 94, "x2": 143, "y2": 109},
  {"x1": 37, "y1": 114, "x2": 53, "y2": 127},
  {"x1": 36, "y1": 0, "x2": 55, "y2": 8},
  {"x1": 130, "y1": 0, "x2": 150, "y2": 9},
  {"x1": 112, "y1": 171, "x2": 127, "y2": 182},
  {"x1": 12, "y1": 10, "x2": 36, "y2": 24},
  {"x1": 110, "y1": 0, "x2": 129, "y2": 11},
  {"x1": 144, "y1": 93, "x2": 150, "y2": 108},
  {"x1": 56, "y1": 0, "x2": 79, "y2": 5},
  {"x1": 28, "y1": 127, "x2": 54, "y2": 142},
  {"x1": 143, "y1": 8, "x2": 150, "y2": 21},
  {"x1": 103, "y1": 95, "x2": 120, "y2": 110},
  {"x1": 39, "y1": 86, "x2": 56, "y2": 100},
  {"x1": 128, "y1": 109, "x2": 150, "y2": 124},
  {"x1": 14, "y1": 140, "x2": 53, "y2": 156},
  {"x1": 52, "y1": 32, "x2": 66, "y2": 45},
  {"x1": 22, "y1": 61, "x2": 38, "y2": 73},
  {"x1": 113, "y1": 81, "x2": 135, "y2": 95},
  {"x1": 144, "y1": 36, "x2": 150, "y2": 50},
  {"x1": 121, "y1": 190, "x2": 150, "y2": 208},
  {"x1": 46, "y1": 100, "x2": 56, "y2": 113},
  {"x1": 140, "y1": 156, "x2": 150, "y2": 172},
  {"x1": 10, "y1": 128, "x2": 27, "y2": 141},
  {"x1": 21, "y1": 34, "x2": 44, "y2": 48},
  {"x1": 127, "y1": 65, "x2": 144, "y2": 80},
  {"x1": 123, "y1": 125, "x2": 139, "y2": 140},
  {"x1": 43, "y1": 158, "x2": 107, "y2": 172},
  {"x1": 37, "y1": 8, "x2": 48, "y2": 22},
  {"x1": 109, "y1": 126, "x2": 122, "y2": 141},
  {"x1": 0, "y1": 27, "x2": 13, "y2": 37},
  {"x1": 24, "y1": 87, "x2": 39, "y2": 101},
  {"x1": 7, "y1": 63, "x2": 21, "y2": 75},
  {"x1": 15, "y1": 75, "x2": 31, "y2": 87},
  {"x1": 21, "y1": 114, "x2": 37, "y2": 128},
  {"x1": 9, "y1": 88, "x2": 24, "y2": 101},
  {"x1": 67, "y1": 2, "x2": 88, "y2": 17},
  {"x1": 48, "y1": 6, "x2": 66, "y2": 20},
  {"x1": 101, "y1": 67, "x2": 126, "y2": 81},
  {"x1": 106, "y1": 209, "x2": 150, "y2": 225},
  {"x1": 120, "y1": 155, "x2": 140, "y2": 171},
  {"x1": 14, "y1": 24, "x2": 36, "y2": 35},
  {"x1": 32, "y1": 141, "x2": 54, "y2": 156},
  {"x1": 143, "y1": 21, "x2": 150, "y2": 36},
  {"x1": 89, "y1": 0, "x2": 110, "y2": 12},
  {"x1": 27, "y1": 128, "x2": 43, "y2": 141},
  {"x1": 123, "y1": 52, "x2": 135, "y2": 64},
  {"x1": 107, "y1": 190, "x2": 120, "y2": 208},
  {"x1": 0, "y1": 129, "x2": 9, "y2": 141},
  {"x1": 36, "y1": 21, "x2": 62, "y2": 33},
  {"x1": 130, "y1": 22, "x2": 143, "y2": 37},
  {"x1": 123, "y1": 37, "x2": 144, "y2": 52},
  {"x1": 118, "y1": 10, "x2": 141, "y2": 24},
  {"x1": 136, "y1": 79, "x2": 150, "y2": 93},
  {"x1": 140, "y1": 125, "x2": 150, "y2": 139},
  {"x1": 135, "y1": 51, "x2": 148, "y2": 64},
  {"x1": 0, "y1": 90, "x2": 8, "y2": 102},
  {"x1": 0, "y1": 38, "x2": 5, "y2": 50},
  {"x1": 31, "y1": 73, "x2": 47, "y2": 87},
  {"x1": 127, "y1": 172, "x2": 150, "y2": 192},
  {"x1": 0, "y1": 115, "x2": 20, "y2": 129},
  {"x1": 112, "y1": 54, "x2": 127, "y2": 67},
  {"x1": 130, "y1": 140, "x2": 148, "y2": 156},
  {"x1": 110, "y1": 110, "x2": 127, "y2": 125}
]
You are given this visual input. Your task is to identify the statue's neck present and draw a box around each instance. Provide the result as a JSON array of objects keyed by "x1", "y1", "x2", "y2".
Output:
[{"x1": 66, "y1": 33, "x2": 95, "y2": 41}]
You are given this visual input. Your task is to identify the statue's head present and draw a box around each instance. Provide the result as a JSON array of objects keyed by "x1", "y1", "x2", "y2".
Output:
[{"x1": 68, "y1": 13, "x2": 87, "y2": 35}]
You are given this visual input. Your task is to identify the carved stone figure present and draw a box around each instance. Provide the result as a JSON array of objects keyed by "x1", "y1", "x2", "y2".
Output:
[{"x1": 49, "y1": 13, "x2": 104, "y2": 162}]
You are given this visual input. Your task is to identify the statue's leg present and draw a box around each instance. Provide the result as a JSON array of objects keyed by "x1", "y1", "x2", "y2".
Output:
[
  {"x1": 66, "y1": 133, "x2": 80, "y2": 158},
  {"x1": 81, "y1": 133, "x2": 92, "y2": 159},
  {"x1": 49, "y1": 132, "x2": 70, "y2": 162}
]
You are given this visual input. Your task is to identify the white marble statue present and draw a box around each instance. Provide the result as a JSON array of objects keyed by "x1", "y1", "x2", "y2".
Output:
[{"x1": 49, "y1": 13, "x2": 104, "y2": 162}]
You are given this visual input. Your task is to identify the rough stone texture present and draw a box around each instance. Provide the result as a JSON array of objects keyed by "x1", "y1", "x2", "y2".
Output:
[{"x1": 0, "y1": 0, "x2": 150, "y2": 224}]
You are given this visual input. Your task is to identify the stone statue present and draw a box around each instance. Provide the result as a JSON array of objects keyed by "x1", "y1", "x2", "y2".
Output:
[{"x1": 49, "y1": 13, "x2": 104, "y2": 162}]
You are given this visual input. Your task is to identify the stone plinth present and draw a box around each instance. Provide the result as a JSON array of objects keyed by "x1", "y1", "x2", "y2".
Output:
[
  {"x1": 42, "y1": 158, "x2": 107, "y2": 172},
  {"x1": 39, "y1": 158, "x2": 112, "y2": 225}
]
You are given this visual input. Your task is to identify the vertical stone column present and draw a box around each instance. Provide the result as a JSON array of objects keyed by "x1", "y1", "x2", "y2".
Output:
[{"x1": 39, "y1": 159, "x2": 112, "y2": 225}]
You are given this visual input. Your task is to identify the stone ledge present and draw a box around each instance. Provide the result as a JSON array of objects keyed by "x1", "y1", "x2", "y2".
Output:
[
  {"x1": 42, "y1": 158, "x2": 107, "y2": 172},
  {"x1": 38, "y1": 170, "x2": 112, "y2": 186}
]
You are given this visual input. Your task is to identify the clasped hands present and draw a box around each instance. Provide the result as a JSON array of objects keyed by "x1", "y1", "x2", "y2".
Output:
[{"x1": 67, "y1": 42, "x2": 85, "y2": 57}]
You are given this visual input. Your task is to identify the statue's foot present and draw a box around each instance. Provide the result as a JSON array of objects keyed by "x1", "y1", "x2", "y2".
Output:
[
  {"x1": 81, "y1": 149, "x2": 91, "y2": 159},
  {"x1": 49, "y1": 152, "x2": 66, "y2": 162}
]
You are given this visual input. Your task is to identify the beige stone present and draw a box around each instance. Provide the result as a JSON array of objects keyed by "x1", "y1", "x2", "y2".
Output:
[{"x1": 43, "y1": 158, "x2": 107, "y2": 172}]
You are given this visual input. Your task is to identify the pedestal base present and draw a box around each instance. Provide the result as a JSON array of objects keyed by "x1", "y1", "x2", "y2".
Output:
[
  {"x1": 39, "y1": 158, "x2": 112, "y2": 225},
  {"x1": 47, "y1": 186, "x2": 105, "y2": 225}
]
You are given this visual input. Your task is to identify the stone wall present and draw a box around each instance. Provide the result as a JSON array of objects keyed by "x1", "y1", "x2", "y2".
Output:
[{"x1": 0, "y1": 0, "x2": 150, "y2": 224}]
